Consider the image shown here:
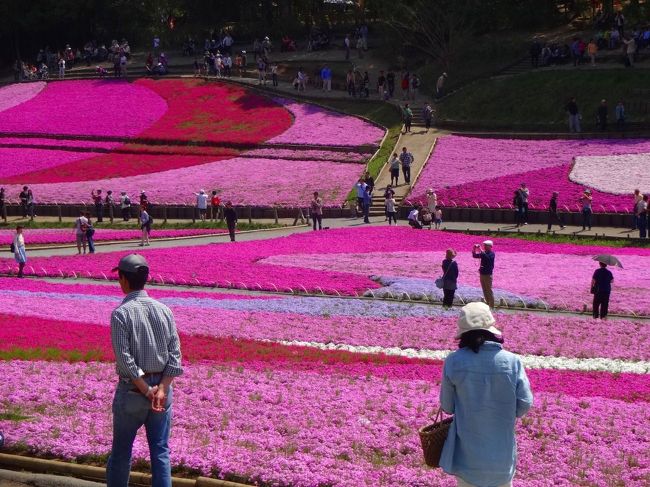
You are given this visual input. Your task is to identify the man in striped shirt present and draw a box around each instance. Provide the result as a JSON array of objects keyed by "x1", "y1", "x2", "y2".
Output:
[{"x1": 106, "y1": 254, "x2": 182, "y2": 487}]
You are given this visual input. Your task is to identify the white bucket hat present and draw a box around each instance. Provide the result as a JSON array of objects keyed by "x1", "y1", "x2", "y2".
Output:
[
  {"x1": 455, "y1": 302, "x2": 501, "y2": 339},
  {"x1": 483, "y1": 240, "x2": 494, "y2": 247}
]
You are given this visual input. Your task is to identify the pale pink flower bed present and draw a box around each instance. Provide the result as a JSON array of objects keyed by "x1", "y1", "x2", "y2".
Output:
[
  {"x1": 0, "y1": 228, "x2": 225, "y2": 245},
  {"x1": 410, "y1": 136, "x2": 650, "y2": 211},
  {"x1": 0, "y1": 156, "x2": 363, "y2": 206},
  {"x1": 268, "y1": 97, "x2": 385, "y2": 147},
  {"x1": 0, "y1": 80, "x2": 168, "y2": 137},
  {"x1": 0, "y1": 82, "x2": 46, "y2": 113}
]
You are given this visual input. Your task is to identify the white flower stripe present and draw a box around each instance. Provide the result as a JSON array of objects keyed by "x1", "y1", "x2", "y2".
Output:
[{"x1": 271, "y1": 340, "x2": 650, "y2": 374}]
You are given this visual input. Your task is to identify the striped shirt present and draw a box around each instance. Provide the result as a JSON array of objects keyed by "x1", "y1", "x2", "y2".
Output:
[{"x1": 110, "y1": 290, "x2": 183, "y2": 380}]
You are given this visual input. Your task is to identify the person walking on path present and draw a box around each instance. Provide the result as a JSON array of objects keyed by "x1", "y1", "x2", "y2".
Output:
[
  {"x1": 19, "y1": 186, "x2": 29, "y2": 218},
  {"x1": 519, "y1": 183, "x2": 529, "y2": 224},
  {"x1": 623, "y1": 36, "x2": 636, "y2": 67},
  {"x1": 320, "y1": 65, "x2": 332, "y2": 92},
  {"x1": 596, "y1": 99, "x2": 608, "y2": 131},
  {"x1": 195, "y1": 189, "x2": 209, "y2": 221},
  {"x1": 388, "y1": 153, "x2": 400, "y2": 187},
  {"x1": 591, "y1": 262, "x2": 614, "y2": 319},
  {"x1": 85, "y1": 213, "x2": 96, "y2": 254},
  {"x1": 58, "y1": 57, "x2": 65, "y2": 79},
  {"x1": 472, "y1": 240, "x2": 495, "y2": 309},
  {"x1": 426, "y1": 189, "x2": 437, "y2": 213},
  {"x1": 401, "y1": 72, "x2": 410, "y2": 100},
  {"x1": 399, "y1": 147, "x2": 414, "y2": 185},
  {"x1": 362, "y1": 186, "x2": 372, "y2": 224},
  {"x1": 106, "y1": 254, "x2": 183, "y2": 487},
  {"x1": 513, "y1": 190, "x2": 524, "y2": 227},
  {"x1": 377, "y1": 71, "x2": 386, "y2": 98},
  {"x1": 636, "y1": 194, "x2": 648, "y2": 239},
  {"x1": 140, "y1": 207, "x2": 152, "y2": 246},
  {"x1": 386, "y1": 192, "x2": 397, "y2": 225},
  {"x1": 355, "y1": 179, "x2": 367, "y2": 217},
  {"x1": 402, "y1": 103, "x2": 413, "y2": 133},
  {"x1": 106, "y1": 190, "x2": 115, "y2": 223},
  {"x1": 26, "y1": 188, "x2": 35, "y2": 220},
  {"x1": 12, "y1": 226, "x2": 27, "y2": 278},
  {"x1": 224, "y1": 201, "x2": 238, "y2": 242},
  {"x1": 615, "y1": 101, "x2": 625, "y2": 130},
  {"x1": 547, "y1": 191, "x2": 565, "y2": 231},
  {"x1": 344, "y1": 34, "x2": 351, "y2": 60},
  {"x1": 311, "y1": 192, "x2": 323, "y2": 230},
  {"x1": 74, "y1": 211, "x2": 88, "y2": 255},
  {"x1": 580, "y1": 189, "x2": 593, "y2": 231},
  {"x1": 436, "y1": 72, "x2": 447, "y2": 99},
  {"x1": 346, "y1": 70, "x2": 356, "y2": 97},
  {"x1": 439, "y1": 302, "x2": 533, "y2": 487},
  {"x1": 92, "y1": 189, "x2": 104, "y2": 222},
  {"x1": 210, "y1": 191, "x2": 221, "y2": 221},
  {"x1": 587, "y1": 38, "x2": 598, "y2": 66},
  {"x1": 423, "y1": 102, "x2": 434, "y2": 131},
  {"x1": 0, "y1": 188, "x2": 5, "y2": 222},
  {"x1": 633, "y1": 189, "x2": 643, "y2": 230},
  {"x1": 120, "y1": 192, "x2": 131, "y2": 222},
  {"x1": 441, "y1": 249, "x2": 459, "y2": 308},
  {"x1": 386, "y1": 70, "x2": 395, "y2": 98},
  {"x1": 565, "y1": 97, "x2": 581, "y2": 133}
]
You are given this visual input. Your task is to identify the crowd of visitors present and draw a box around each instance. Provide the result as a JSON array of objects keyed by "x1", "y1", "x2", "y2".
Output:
[{"x1": 564, "y1": 98, "x2": 626, "y2": 132}]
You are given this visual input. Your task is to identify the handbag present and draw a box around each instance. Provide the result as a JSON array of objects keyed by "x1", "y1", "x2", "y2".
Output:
[
  {"x1": 590, "y1": 284, "x2": 598, "y2": 294},
  {"x1": 435, "y1": 261, "x2": 452, "y2": 289},
  {"x1": 9, "y1": 242, "x2": 15, "y2": 253},
  {"x1": 418, "y1": 407, "x2": 453, "y2": 468}
]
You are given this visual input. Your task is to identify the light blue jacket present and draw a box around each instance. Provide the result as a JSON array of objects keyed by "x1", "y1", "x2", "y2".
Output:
[{"x1": 439, "y1": 342, "x2": 533, "y2": 487}]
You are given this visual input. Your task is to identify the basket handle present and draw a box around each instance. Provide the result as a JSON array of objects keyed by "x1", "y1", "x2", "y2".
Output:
[{"x1": 431, "y1": 406, "x2": 444, "y2": 422}]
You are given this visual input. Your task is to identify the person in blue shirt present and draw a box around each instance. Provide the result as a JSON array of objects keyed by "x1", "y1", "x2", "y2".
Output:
[
  {"x1": 472, "y1": 240, "x2": 495, "y2": 308},
  {"x1": 591, "y1": 262, "x2": 614, "y2": 319},
  {"x1": 320, "y1": 65, "x2": 332, "y2": 91},
  {"x1": 440, "y1": 302, "x2": 533, "y2": 487}
]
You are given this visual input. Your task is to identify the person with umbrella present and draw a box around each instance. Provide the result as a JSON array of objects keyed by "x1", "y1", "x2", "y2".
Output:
[{"x1": 591, "y1": 255, "x2": 619, "y2": 319}]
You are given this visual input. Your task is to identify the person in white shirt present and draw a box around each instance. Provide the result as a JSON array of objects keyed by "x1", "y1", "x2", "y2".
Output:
[
  {"x1": 195, "y1": 189, "x2": 209, "y2": 221},
  {"x1": 408, "y1": 205, "x2": 423, "y2": 229},
  {"x1": 74, "y1": 211, "x2": 89, "y2": 254},
  {"x1": 58, "y1": 57, "x2": 65, "y2": 79},
  {"x1": 386, "y1": 196, "x2": 397, "y2": 225},
  {"x1": 426, "y1": 189, "x2": 437, "y2": 213}
]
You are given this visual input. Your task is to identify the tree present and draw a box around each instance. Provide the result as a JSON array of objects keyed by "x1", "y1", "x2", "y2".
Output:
[{"x1": 386, "y1": 0, "x2": 478, "y2": 70}]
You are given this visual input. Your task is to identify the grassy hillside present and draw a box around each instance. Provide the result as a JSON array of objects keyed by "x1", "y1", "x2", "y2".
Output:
[{"x1": 437, "y1": 69, "x2": 650, "y2": 129}]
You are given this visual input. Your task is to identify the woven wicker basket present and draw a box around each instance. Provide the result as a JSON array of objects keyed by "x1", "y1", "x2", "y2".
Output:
[{"x1": 418, "y1": 409, "x2": 452, "y2": 468}]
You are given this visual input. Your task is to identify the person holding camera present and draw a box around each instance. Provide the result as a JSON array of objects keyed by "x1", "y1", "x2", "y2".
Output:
[{"x1": 472, "y1": 240, "x2": 495, "y2": 309}]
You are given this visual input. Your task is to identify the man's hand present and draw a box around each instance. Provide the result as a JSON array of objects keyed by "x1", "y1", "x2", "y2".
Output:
[{"x1": 152, "y1": 385, "x2": 166, "y2": 412}]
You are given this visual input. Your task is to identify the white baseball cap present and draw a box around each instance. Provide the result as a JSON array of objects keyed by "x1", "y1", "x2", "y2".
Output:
[{"x1": 483, "y1": 240, "x2": 494, "y2": 247}]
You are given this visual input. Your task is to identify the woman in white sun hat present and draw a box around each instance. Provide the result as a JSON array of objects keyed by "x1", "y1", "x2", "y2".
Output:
[{"x1": 439, "y1": 302, "x2": 533, "y2": 487}]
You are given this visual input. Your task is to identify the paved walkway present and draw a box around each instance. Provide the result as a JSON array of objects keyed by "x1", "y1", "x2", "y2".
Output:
[
  {"x1": 373, "y1": 129, "x2": 439, "y2": 201},
  {"x1": 0, "y1": 470, "x2": 102, "y2": 487}
]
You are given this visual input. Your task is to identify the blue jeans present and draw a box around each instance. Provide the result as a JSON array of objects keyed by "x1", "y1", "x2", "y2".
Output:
[
  {"x1": 639, "y1": 214, "x2": 648, "y2": 239},
  {"x1": 106, "y1": 376, "x2": 173, "y2": 487}
]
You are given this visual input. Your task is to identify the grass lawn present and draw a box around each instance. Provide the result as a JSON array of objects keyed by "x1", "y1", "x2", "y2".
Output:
[
  {"x1": 438, "y1": 68, "x2": 650, "y2": 128},
  {"x1": 476, "y1": 231, "x2": 650, "y2": 248},
  {"x1": 316, "y1": 100, "x2": 402, "y2": 202}
]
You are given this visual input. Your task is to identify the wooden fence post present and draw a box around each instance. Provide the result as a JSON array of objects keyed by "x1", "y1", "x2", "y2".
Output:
[
  {"x1": 57, "y1": 204, "x2": 62, "y2": 223},
  {"x1": 163, "y1": 205, "x2": 168, "y2": 224},
  {"x1": 248, "y1": 207, "x2": 252, "y2": 224}
]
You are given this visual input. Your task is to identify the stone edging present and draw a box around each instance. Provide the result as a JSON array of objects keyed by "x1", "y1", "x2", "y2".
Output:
[{"x1": 0, "y1": 453, "x2": 253, "y2": 487}]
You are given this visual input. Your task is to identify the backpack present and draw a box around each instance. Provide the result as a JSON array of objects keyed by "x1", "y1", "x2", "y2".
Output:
[{"x1": 124, "y1": 196, "x2": 130, "y2": 206}]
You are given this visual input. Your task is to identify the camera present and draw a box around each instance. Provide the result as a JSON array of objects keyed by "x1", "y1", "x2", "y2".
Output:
[{"x1": 473, "y1": 243, "x2": 481, "y2": 248}]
